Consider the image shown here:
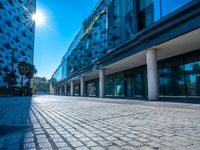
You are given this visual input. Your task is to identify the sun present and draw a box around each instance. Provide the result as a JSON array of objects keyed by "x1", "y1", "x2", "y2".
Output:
[{"x1": 32, "y1": 10, "x2": 46, "y2": 27}]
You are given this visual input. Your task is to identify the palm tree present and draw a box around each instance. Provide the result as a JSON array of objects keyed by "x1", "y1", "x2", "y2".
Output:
[
  {"x1": 25, "y1": 63, "x2": 37, "y2": 88},
  {"x1": 17, "y1": 61, "x2": 29, "y2": 95},
  {"x1": 3, "y1": 72, "x2": 17, "y2": 93}
]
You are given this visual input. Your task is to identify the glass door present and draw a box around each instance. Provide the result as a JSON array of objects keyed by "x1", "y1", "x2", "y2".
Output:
[
  {"x1": 133, "y1": 72, "x2": 143, "y2": 97},
  {"x1": 126, "y1": 77, "x2": 133, "y2": 97}
]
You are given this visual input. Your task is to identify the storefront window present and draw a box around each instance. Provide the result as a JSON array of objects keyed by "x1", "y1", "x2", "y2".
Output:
[
  {"x1": 162, "y1": 66, "x2": 185, "y2": 96},
  {"x1": 185, "y1": 57, "x2": 200, "y2": 96},
  {"x1": 134, "y1": 72, "x2": 143, "y2": 96},
  {"x1": 105, "y1": 75, "x2": 115, "y2": 96},
  {"x1": 159, "y1": 50, "x2": 200, "y2": 97},
  {"x1": 158, "y1": 64, "x2": 164, "y2": 96},
  {"x1": 116, "y1": 73, "x2": 125, "y2": 96},
  {"x1": 87, "y1": 81, "x2": 97, "y2": 97},
  {"x1": 74, "y1": 84, "x2": 80, "y2": 96}
]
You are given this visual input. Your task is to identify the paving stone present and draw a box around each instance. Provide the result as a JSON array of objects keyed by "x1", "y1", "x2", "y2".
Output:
[
  {"x1": 112, "y1": 140, "x2": 127, "y2": 146},
  {"x1": 75, "y1": 146, "x2": 89, "y2": 150},
  {"x1": 0, "y1": 96, "x2": 200, "y2": 150},
  {"x1": 107, "y1": 145, "x2": 121, "y2": 150},
  {"x1": 58, "y1": 147, "x2": 72, "y2": 150},
  {"x1": 79, "y1": 137, "x2": 91, "y2": 142},
  {"x1": 85, "y1": 141, "x2": 98, "y2": 147},
  {"x1": 70, "y1": 141, "x2": 83, "y2": 147},
  {"x1": 98, "y1": 140, "x2": 112, "y2": 147},
  {"x1": 91, "y1": 146, "x2": 106, "y2": 150},
  {"x1": 23, "y1": 142, "x2": 35, "y2": 149},
  {"x1": 128, "y1": 140, "x2": 142, "y2": 147},
  {"x1": 39, "y1": 142, "x2": 52, "y2": 148}
]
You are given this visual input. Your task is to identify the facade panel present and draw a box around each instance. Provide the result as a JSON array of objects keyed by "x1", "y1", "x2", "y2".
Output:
[{"x1": 0, "y1": 0, "x2": 35, "y2": 89}]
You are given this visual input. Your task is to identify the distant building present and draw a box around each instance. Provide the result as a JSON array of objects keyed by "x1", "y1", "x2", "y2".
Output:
[
  {"x1": 0, "y1": 0, "x2": 36, "y2": 88},
  {"x1": 51, "y1": 0, "x2": 200, "y2": 100}
]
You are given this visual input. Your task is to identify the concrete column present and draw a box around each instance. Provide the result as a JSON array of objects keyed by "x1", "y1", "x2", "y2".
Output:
[
  {"x1": 99, "y1": 69, "x2": 105, "y2": 98},
  {"x1": 59, "y1": 86, "x2": 62, "y2": 96},
  {"x1": 70, "y1": 81, "x2": 74, "y2": 96},
  {"x1": 64, "y1": 84, "x2": 67, "y2": 96},
  {"x1": 80, "y1": 77, "x2": 85, "y2": 96},
  {"x1": 57, "y1": 87, "x2": 59, "y2": 95},
  {"x1": 146, "y1": 48, "x2": 159, "y2": 100},
  {"x1": 49, "y1": 83, "x2": 54, "y2": 95}
]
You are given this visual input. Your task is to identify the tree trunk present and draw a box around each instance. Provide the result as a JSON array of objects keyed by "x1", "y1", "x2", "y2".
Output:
[{"x1": 21, "y1": 75, "x2": 24, "y2": 96}]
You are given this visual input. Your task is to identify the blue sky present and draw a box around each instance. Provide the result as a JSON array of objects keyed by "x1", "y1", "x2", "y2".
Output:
[{"x1": 34, "y1": 0, "x2": 98, "y2": 79}]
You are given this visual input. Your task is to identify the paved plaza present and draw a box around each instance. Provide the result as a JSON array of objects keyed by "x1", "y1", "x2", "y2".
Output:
[{"x1": 0, "y1": 96, "x2": 200, "y2": 150}]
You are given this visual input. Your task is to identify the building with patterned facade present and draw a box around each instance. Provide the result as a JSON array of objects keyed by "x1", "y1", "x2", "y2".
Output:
[
  {"x1": 0, "y1": 0, "x2": 36, "y2": 89},
  {"x1": 51, "y1": 0, "x2": 200, "y2": 100}
]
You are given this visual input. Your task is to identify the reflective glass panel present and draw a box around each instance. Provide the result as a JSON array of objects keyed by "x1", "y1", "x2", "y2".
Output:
[
  {"x1": 161, "y1": 0, "x2": 192, "y2": 17},
  {"x1": 116, "y1": 73, "x2": 125, "y2": 96},
  {"x1": 137, "y1": 0, "x2": 154, "y2": 30},
  {"x1": 162, "y1": 65, "x2": 185, "y2": 96},
  {"x1": 134, "y1": 72, "x2": 143, "y2": 96}
]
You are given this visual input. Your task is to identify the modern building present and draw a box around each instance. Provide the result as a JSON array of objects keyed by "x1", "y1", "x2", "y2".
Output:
[
  {"x1": 0, "y1": 0, "x2": 35, "y2": 89},
  {"x1": 51, "y1": 0, "x2": 200, "y2": 100}
]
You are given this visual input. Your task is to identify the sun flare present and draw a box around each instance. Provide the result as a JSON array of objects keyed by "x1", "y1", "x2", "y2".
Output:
[{"x1": 32, "y1": 10, "x2": 46, "y2": 27}]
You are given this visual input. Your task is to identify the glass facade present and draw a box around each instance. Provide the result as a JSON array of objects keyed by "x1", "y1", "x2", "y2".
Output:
[
  {"x1": 159, "y1": 50, "x2": 200, "y2": 97},
  {"x1": 105, "y1": 72, "x2": 125, "y2": 96},
  {"x1": 136, "y1": 0, "x2": 154, "y2": 30},
  {"x1": 51, "y1": 0, "x2": 194, "y2": 98},
  {"x1": 161, "y1": 0, "x2": 192, "y2": 17},
  {"x1": 101, "y1": 50, "x2": 200, "y2": 98},
  {"x1": 105, "y1": 67, "x2": 147, "y2": 97}
]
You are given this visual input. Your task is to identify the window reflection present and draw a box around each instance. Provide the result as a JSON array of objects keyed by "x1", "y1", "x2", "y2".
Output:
[
  {"x1": 161, "y1": 0, "x2": 192, "y2": 17},
  {"x1": 116, "y1": 73, "x2": 125, "y2": 96},
  {"x1": 159, "y1": 50, "x2": 200, "y2": 97},
  {"x1": 185, "y1": 61, "x2": 200, "y2": 96},
  {"x1": 137, "y1": 0, "x2": 154, "y2": 30},
  {"x1": 162, "y1": 66, "x2": 185, "y2": 96},
  {"x1": 87, "y1": 82, "x2": 97, "y2": 97}
]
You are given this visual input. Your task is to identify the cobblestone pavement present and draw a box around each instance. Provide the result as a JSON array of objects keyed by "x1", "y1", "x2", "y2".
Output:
[{"x1": 0, "y1": 96, "x2": 200, "y2": 150}]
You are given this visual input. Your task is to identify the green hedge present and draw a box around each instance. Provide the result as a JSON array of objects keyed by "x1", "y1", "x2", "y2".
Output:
[{"x1": 0, "y1": 87, "x2": 10, "y2": 94}]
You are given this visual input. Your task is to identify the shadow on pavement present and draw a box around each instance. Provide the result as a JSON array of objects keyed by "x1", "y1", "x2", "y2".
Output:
[{"x1": 0, "y1": 96, "x2": 32, "y2": 149}]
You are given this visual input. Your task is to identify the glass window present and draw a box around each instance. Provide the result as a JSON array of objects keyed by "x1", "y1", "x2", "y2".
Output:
[
  {"x1": 185, "y1": 51, "x2": 200, "y2": 96},
  {"x1": 186, "y1": 74, "x2": 200, "y2": 96},
  {"x1": 161, "y1": 0, "x2": 192, "y2": 17},
  {"x1": 158, "y1": 63, "x2": 164, "y2": 96},
  {"x1": 105, "y1": 75, "x2": 115, "y2": 96},
  {"x1": 74, "y1": 84, "x2": 80, "y2": 96},
  {"x1": 139, "y1": 0, "x2": 154, "y2": 11},
  {"x1": 134, "y1": 71, "x2": 143, "y2": 96},
  {"x1": 162, "y1": 66, "x2": 185, "y2": 96},
  {"x1": 126, "y1": 77, "x2": 133, "y2": 97},
  {"x1": 137, "y1": 0, "x2": 154, "y2": 30},
  {"x1": 116, "y1": 73, "x2": 125, "y2": 96},
  {"x1": 87, "y1": 80, "x2": 98, "y2": 96},
  {"x1": 153, "y1": 0, "x2": 161, "y2": 22},
  {"x1": 185, "y1": 62, "x2": 200, "y2": 96},
  {"x1": 161, "y1": 58, "x2": 185, "y2": 96},
  {"x1": 120, "y1": 0, "x2": 134, "y2": 41}
]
